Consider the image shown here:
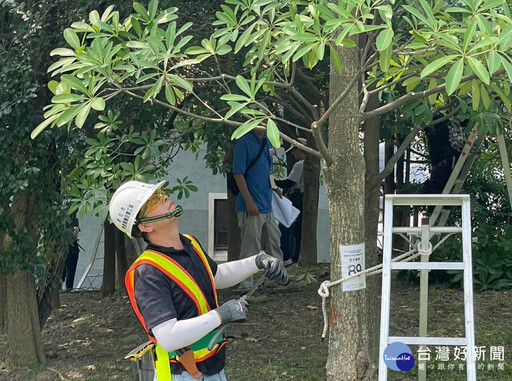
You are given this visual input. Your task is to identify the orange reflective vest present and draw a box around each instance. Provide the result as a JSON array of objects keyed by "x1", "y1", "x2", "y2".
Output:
[{"x1": 124, "y1": 234, "x2": 227, "y2": 370}]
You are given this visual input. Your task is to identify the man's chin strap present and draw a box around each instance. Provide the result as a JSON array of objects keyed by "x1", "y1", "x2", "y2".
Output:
[{"x1": 137, "y1": 205, "x2": 184, "y2": 224}]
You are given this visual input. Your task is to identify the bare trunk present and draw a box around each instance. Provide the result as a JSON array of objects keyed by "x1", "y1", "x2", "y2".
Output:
[
  {"x1": 227, "y1": 190, "x2": 241, "y2": 262},
  {"x1": 225, "y1": 147, "x2": 242, "y2": 262},
  {"x1": 325, "y1": 45, "x2": 377, "y2": 380},
  {"x1": 125, "y1": 235, "x2": 143, "y2": 266},
  {"x1": 101, "y1": 220, "x2": 116, "y2": 297},
  {"x1": 5, "y1": 195, "x2": 45, "y2": 366},
  {"x1": 116, "y1": 227, "x2": 128, "y2": 288},
  {"x1": 7, "y1": 271, "x2": 46, "y2": 366},
  {"x1": 364, "y1": 84, "x2": 383, "y2": 363},
  {"x1": 0, "y1": 275, "x2": 6, "y2": 333},
  {"x1": 300, "y1": 140, "x2": 321, "y2": 265}
]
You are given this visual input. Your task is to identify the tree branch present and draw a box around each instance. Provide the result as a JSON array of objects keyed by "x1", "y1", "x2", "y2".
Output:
[{"x1": 361, "y1": 68, "x2": 506, "y2": 121}]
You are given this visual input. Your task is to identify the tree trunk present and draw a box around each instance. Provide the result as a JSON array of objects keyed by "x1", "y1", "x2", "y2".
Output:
[
  {"x1": 115, "y1": 227, "x2": 128, "y2": 289},
  {"x1": 125, "y1": 235, "x2": 143, "y2": 265},
  {"x1": 101, "y1": 220, "x2": 116, "y2": 297},
  {"x1": 227, "y1": 190, "x2": 241, "y2": 262},
  {"x1": 0, "y1": 275, "x2": 6, "y2": 333},
  {"x1": 325, "y1": 45, "x2": 377, "y2": 380},
  {"x1": 6, "y1": 194, "x2": 45, "y2": 366},
  {"x1": 225, "y1": 147, "x2": 242, "y2": 262},
  {"x1": 300, "y1": 148, "x2": 320, "y2": 265},
  {"x1": 7, "y1": 271, "x2": 46, "y2": 366},
  {"x1": 363, "y1": 83, "x2": 383, "y2": 363}
]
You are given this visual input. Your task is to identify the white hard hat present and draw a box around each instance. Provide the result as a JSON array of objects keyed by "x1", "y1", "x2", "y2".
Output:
[{"x1": 109, "y1": 180, "x2": 165, "y2": 238}]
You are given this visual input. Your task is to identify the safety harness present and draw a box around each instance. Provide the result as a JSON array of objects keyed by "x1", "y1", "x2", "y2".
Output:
[{"x1": 125, "y1": 234, "x2": 227, "y2": 380}]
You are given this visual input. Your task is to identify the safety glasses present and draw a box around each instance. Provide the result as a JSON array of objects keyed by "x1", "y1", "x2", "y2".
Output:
[{"x1": 139, "y1": 188, "x2": 168, "y2": 218}]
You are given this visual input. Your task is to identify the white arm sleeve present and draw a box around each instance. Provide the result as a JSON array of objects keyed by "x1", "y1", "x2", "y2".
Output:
[
  {"x1": 214, "y1": 255, "x2": 260, "y2": 289},
  {"x1": 152, "y1": 311, "x2": 222, "y2": 353}
]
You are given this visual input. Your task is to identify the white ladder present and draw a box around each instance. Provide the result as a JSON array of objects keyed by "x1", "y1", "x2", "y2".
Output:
[
  {"x1": 76, "y1": 223, "x2": 104, "y2": 290},
  {"x1": 378, "y1": 194, "x2": 476, "y2": 381}
]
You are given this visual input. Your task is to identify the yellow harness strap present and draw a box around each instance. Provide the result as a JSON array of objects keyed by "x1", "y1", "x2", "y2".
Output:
[{"x1": 155, "y1": 344, "x2": 172, "y2": 381}]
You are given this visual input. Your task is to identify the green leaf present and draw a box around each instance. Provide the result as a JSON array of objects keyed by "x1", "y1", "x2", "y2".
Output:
[
  {"x1": 480, "y1": 83, "x2": 491, "y2": 109},
  {"x1": 126, "y1": 41, "x2": 147, "y2": 49},
  {"x1": 52, "y1": 94, "x2": 85, "y2": 103},
  {"x1": 31, "y1": 114, "x2": 60, "y2": 139},
  {"x1": 230, "y1": 118, "x2": 264, "y2": 140},
  {"x1": 329, "y1": 45, "x2": 343, "y2": 74},
  {"x1": 402, "y1": 76, "x2": 421, "y2": 92},
  {"x1": 420, "y1": 55, "x2": 459, "y2": 78},
  {"x1": 61, "y1": 74, "x2": 90, "y2": 95},
  {"x1": 235, "y1": 75, "x2": 252, "y2": 97},
  {"x1": 185, "y1": 45, "x2": 210, "y2": 55},
  {"x1": 235, "y1": 23, "x2": 256, "y2": 53},
  {"x1": 148, "y1": 0, "x2": 158, "y2": 19},
  {"x1": 500, "y1": 56, "x2": 512, "y2": 82},
  {"x1": 220, "y1": 94, "x2": 251, "y2": 102},
  {"x1": 155, "y1": 8, "x2": 178, "y2": 24},
  {"x1": 402, "y1": 5, "x2": 431, "y2": 29},
  {"x1": 217, "y1": 45, "x2": 232, "y2": 56},
  {"x1": 467, "y1": 57, "x2": 490, "y2": 85},
  {"x1": 292, "y1": 43, "x2": 315, "y2": 62},
  {"x1": 63, "y1": 28, "x2": 81, "y2": 50},
  {"x1": 75, "y1": 103, "x2": 92, "y2": 128},
  {"x1": 292, "y1": 33, "x2": 319, "y2": 42},
  {"x1": 379, "y1": 44, "x2": 392, "y2": 72},
  {"x1": 445, "y1": 59, "x2": 464, "y2": 95},
  {"x1": 463, "y1": 21, "x2": 477, "y2": 52},
  {"x1": 472, "y1": 80, "x2": 480, "y2": 111},
  {"x1": 165, "y1": 85, "x2": 176, "y2": 105},
  {"x1": 376, "y1": 28, "x2": 394, "y2": 51},
  {"x1": 266, "y1": 119, "x2": 280, "y2": 148},
  {"x1": 56, "y1": 104, "x2": 85, "y2": 127},
  {"x1": 50, "y1": 48, "x2": 76, "y2": 57},
  {"x1": 487, "y1": 51, "x2": 501, "y2": 75},
  {"x1": 169, "y1": 74, "x2": 193, "y2": 92},
  {"x1": 490, "y1": 83, "x2": 512, "y2": 112},
  {"x1": 225, "y1": 101, "x2": 249, "y2": 120},
  {"x1": 133, "y1": 2, "x2": 149, "y2": 22},
  {"x1": 90, "y1": 98, "x2": 105, "y2": 111}
]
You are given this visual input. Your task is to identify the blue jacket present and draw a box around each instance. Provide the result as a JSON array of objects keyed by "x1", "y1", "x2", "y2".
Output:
[{"x1": 232, "y1": 131, "x2": 274, "y2": 213}]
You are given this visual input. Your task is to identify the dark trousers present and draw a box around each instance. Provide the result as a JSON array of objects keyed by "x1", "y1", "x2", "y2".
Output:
[
  {"x1": 279, "y1": 191, "x2": 303, "y2": 263},
  {"x1": 62, "y1": 241, "x2": 80, "y2": 290},
  {"x1": 422, "y1": 157, "x2": 457, "y2": 194}
]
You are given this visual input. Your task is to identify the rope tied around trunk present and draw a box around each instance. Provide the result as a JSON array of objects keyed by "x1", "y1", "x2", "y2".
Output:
[{"x1": 317, "y1": 246, "x2": 423, "y2": 341}]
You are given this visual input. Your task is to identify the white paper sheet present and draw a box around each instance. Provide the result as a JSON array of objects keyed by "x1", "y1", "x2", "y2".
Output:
[{"x1": 271, "y1": 192, "x2": 300, "y2": 228}]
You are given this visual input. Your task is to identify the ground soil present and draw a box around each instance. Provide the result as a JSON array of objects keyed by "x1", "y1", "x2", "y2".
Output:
[{"x1": 0, "y1": 264, "x2": 511, "y2": 380}]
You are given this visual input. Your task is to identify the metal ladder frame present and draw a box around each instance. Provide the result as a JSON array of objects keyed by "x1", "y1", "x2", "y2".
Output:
[
  {"x1": 430, "y1": 126, "x2": 481, "y2": 226},
  {"x1": 378, "y1": 194, "x2": 476, "y2": 381}
]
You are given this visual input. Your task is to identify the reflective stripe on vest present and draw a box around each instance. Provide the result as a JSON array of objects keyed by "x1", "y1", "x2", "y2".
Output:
[{"x1": 124, "y1": 235, "x2": 226, "y2": 368}]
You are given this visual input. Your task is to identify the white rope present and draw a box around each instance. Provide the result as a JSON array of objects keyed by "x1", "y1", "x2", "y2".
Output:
[
  {"x1": 417, "y1": 241, "x2": 433, "y2": 256},
  {"x1": 317, "y1": 247, "x2": 421, "y2": 341}
]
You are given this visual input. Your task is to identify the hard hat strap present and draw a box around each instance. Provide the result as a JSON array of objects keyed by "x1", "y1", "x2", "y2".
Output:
[{"x1": 137, "y1": 206, "x2": 184, "y2": 224}]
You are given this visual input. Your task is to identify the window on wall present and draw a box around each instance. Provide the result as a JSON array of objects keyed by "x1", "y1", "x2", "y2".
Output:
[{"x1": 208, "y1": 193, "x2": 228, "y2": 262}]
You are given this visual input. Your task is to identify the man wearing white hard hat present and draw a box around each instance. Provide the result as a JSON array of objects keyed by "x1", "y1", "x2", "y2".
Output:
[{"x1": 109, "y1": 180, "x2": 288, "y2": 381}]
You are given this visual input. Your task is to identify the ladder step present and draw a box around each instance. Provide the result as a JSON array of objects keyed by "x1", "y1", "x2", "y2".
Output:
[
  {"x1": 391, "y1": 262, "x2": 464, "y2": 271},
  {"x1": 388, "y1": 336, "x2": 467, "y2": 346},
  {"x1": 392, "y1": 226, "x2": 462, "y2": 234}
]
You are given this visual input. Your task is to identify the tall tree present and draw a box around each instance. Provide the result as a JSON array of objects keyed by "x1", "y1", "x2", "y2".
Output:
[{"x1": 32, "y1": 0, "x2": 512, "y2": 378}]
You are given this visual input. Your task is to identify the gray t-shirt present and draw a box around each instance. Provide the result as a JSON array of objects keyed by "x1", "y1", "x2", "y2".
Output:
[{"x1": 287, "y1": 159, "x2": 304, "y2": 193}]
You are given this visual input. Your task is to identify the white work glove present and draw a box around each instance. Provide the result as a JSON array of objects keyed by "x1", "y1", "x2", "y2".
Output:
[
  {"x1": 215, "y1": 299, "x2": 248, "y2": 324},
  {"x1": 255, "y1": 253, "x2": 288, "y2": 285}
]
